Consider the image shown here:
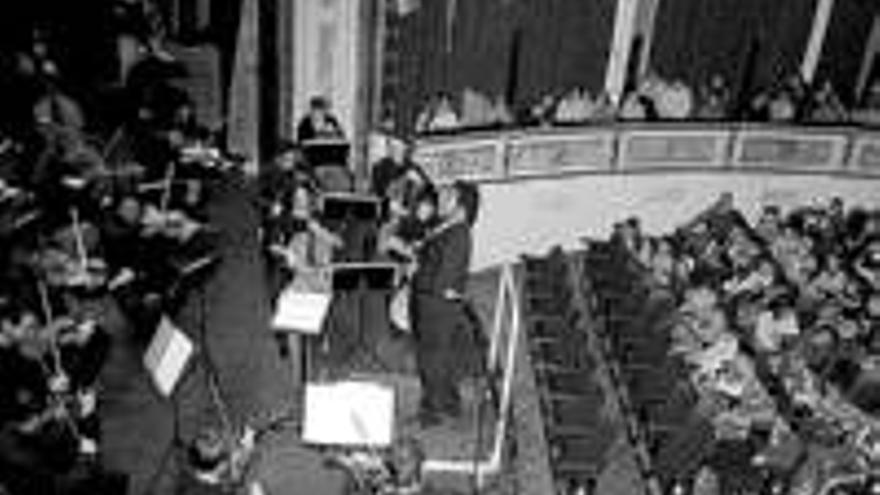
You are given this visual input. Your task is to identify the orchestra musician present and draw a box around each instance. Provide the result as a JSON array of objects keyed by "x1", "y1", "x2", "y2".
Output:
[
  {"x1": 266, "y1": 181, "x2": 342, "y2": 297},
  {"x1": 379, "y1": 186, "x2": 440, "y2": 333},
  {"x1": 410, "y1": 181, "x2": 479, "y2": 426},
  {"x1": 296, "y1": 97, "x2": 345, "y2": 144}
]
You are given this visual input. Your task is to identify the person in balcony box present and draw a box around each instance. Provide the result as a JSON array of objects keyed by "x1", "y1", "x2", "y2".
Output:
[
  {"x1": 656, "y1": 79, "x2": 694, "y2": 120},
  {"x1": 296, "y1": 96, "x2": 345, "y2": 144},
  {"x1": 428, "y1": 94, "x2": 460, "y2": 132},
  {"x1": 696, "y1": 74, "x2": 731, "y2": 121},
  {"x1": 490, "y1": 95, "x2": 514, "y2": 127},
  {"x1": 460, "y1": 87, "x2": 493, "y2": 129},
  {"x1": 809, "y1": 80, "x2": 849, "y2": 123},
  {"x1": 411, "y1": 181, "x2": 478, "y2": 427}
]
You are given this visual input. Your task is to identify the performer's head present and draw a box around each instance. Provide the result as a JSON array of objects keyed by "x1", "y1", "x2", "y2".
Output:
[
  {"x1": 441, "y1": 180, "x2": 480, "y2": 226},
  {"x1": 309, "y1": 96, "x2": 331, "y2": 117},
  {"x1": 187, "y1": 428, "x2": 229, "y2": 480},
  {"x1": 412, "y1": 186, "x2": 438, "y2": 223}
]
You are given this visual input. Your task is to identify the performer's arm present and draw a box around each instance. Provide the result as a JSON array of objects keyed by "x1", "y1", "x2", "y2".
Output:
[{"x1": 307, "y1": 219, "x2": 344, "y2": 249}]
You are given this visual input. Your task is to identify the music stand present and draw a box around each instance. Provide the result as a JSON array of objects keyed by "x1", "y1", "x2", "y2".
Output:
[
  {"x1": 271, "y1": 287, "x2": 333, "y2": 388},
  {"x1": 320, "y1": 193, "x2": 382, "y2": 222},
  {"x1": 327, "y1": 262, "x2": 398, "y2": 373},
  {"x1": 302, "y1": 139, "x2": 350, "y2": 167},
  {"x1": 142, "y1": 315, "x2": 196, "y2": 495}
]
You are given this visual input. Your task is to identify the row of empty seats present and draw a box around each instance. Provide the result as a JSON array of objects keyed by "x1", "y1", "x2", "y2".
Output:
[{"x1": 521, "y1": 249, "x2": 619, "y2": 495}]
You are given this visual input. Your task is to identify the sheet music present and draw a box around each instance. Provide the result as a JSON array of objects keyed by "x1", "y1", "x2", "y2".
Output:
[
  {"x1": 143, "y1": 316, "x2": 195, "y2": 397},
  {"x1": 302, "y1": 381, "x2": 395, "y2": 446},
  {"x1": 270, "y1": 289, "x2": 332, "y2": 334}
]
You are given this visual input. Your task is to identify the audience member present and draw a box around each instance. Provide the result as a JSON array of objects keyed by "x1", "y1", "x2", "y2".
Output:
[
  {"x1": 460, "y1": 87, "x2": 494, "y2": 128},
  {"x1": 696, "y1": 74, "x2": 731, "y2": 120},
  {"x1": 809, "y1": 80, "x2": 849, "y2": 123},
  {"x1": 656, "y1": 79, "x2": 695, "y2": 120},
  {"x1": 428, "y1": 94, "x2": 460, "y2": 132}
]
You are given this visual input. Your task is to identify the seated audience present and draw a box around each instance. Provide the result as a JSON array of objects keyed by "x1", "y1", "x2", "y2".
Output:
[
  {"x1": 428, "y1": 94, "x2": 461, "y2": 132},
  {"x1": 809, "y1": 80, "x2": 848, "y2": 123},
  {"x1": 601, "y1": 191, "x2": 880, "y2": 494},
  {"x1": 460, "y1": 87, "x2": 494, "y2": 128},
  {"x1": 490, "y1": 95, "x2": 515, "y2": 127},
  {"x1": 656, "y1": 79, "x2": 695, "y2": 120},
  {"x1": 696, "y1": 74, "x2": 731, "y2": 120}
]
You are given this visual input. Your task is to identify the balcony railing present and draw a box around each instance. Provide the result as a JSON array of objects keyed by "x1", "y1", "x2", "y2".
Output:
[{"x1": 411, "y1": 123, "x2": 880, "y2": 184}]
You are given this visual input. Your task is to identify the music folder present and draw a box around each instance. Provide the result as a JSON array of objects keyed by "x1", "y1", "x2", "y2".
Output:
[
  {"x1": 320, "y1": 192, "x2": 381, "y2": 221},
  {"x1": 330, "y1": 262, "x2": 398, "y2": 291},
  {"x1": 143, "y1": 315, "x2": 195, "y2": 397}
]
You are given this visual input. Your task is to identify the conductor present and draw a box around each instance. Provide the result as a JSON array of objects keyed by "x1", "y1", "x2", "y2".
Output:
[{"x1": 411, "y1": 181, "x2": 480, "y2": 427}]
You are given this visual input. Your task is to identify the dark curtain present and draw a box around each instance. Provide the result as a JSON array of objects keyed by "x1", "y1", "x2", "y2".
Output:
[
  {"x1": 816, "y1": 0, "x2": 878, "y2": 105},
  {"x1": 651, "y1": 0, "x2": 816, "y2": 97},
  {"x1": 388, "y1": 0, "x2": 614, "y2": 133}
]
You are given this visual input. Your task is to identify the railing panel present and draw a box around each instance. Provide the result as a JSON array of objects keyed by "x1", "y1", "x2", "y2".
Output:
[
  {"x1": 507, "y1": 128, "x2": 615, "y2": 177},
  {"x1": 412, "y1": 137, "x2": 506, "y2": 184},
  {"x1": 618, "y1": 126, "x2": 731, "y2": 170},
  {"x1": 848, "y1": 131, "x2": 880, "y2": 175},
  {"x1": 731, "y1": 127, "x2": 849, "y2": 171}
]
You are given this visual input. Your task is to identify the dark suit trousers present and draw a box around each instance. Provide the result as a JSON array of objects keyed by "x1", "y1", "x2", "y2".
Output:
[{"x1": 412, "y1": 293, "x2": 463, "y2": 415}]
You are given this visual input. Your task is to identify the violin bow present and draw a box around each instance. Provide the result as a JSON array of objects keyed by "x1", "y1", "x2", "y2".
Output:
[
  {"x1": 159, "y1": 160, "x2": 176, "y2": 215},
  {"x1": 35, "y1": 279, "x2": 83, "y2": 439},
  {"x1": 37, "y1": 279, "x2": 64, "y2": 377},
  {"x1": 69, "y1": 207, "x2": 89, "y2": 273}
]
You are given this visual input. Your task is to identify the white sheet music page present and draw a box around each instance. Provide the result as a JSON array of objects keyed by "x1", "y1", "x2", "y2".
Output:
[
  {"x1": 143, "y1": 316, "x2": 195, "y2": 397},
  {"x1": 271, "y1": 289, "x2": 332, "y2": 334},
  {"x1": 302, "y1": 381, "x2": 395, "y2": 447}
]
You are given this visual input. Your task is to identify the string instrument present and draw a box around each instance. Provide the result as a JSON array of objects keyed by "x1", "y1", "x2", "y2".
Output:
[
  {"x1": 12, "y1": 284, "x2": 93, "y2": 443},
  {"x1": 387, "y1": 217, "x2": 463, "y2": 331},
  {"x1": 44, "y1": 208, "x2": 108, "y2": 290},
  {"x1": 140, "y1": 206, "x2": 202, "y2": 242}
]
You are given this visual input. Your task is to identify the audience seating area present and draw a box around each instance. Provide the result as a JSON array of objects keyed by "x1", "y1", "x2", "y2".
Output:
[{"x1": 576, "y1": 193, "x2": 880, "y2": 495}]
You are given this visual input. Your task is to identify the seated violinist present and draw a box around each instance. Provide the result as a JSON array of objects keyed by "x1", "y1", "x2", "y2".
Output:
[
  {"x1": 0, "y1": 310, "x2": 81, "y2": 479},
  {"x1": 267, "y1": 182, "x2": 342, "y2": 293},
  {"x1": 56, "y1": 318, "x2": 110, "y2": 456},
  {"x1": 0, "y1": 310, "x2": 49, "y2": 429}
]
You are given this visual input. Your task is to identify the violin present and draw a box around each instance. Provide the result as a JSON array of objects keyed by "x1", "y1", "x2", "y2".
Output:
[
  {"x1": 140, "y1": 206, "x2": 202, "y2": 242},
  {"x1": 48, "y1": 209, "x2": 109, "y2": 290}
]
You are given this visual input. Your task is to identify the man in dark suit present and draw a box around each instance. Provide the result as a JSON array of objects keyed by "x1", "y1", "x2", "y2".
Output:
[{"x1": 411, "y1": 181, "x2": 479, "y2": 426}]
